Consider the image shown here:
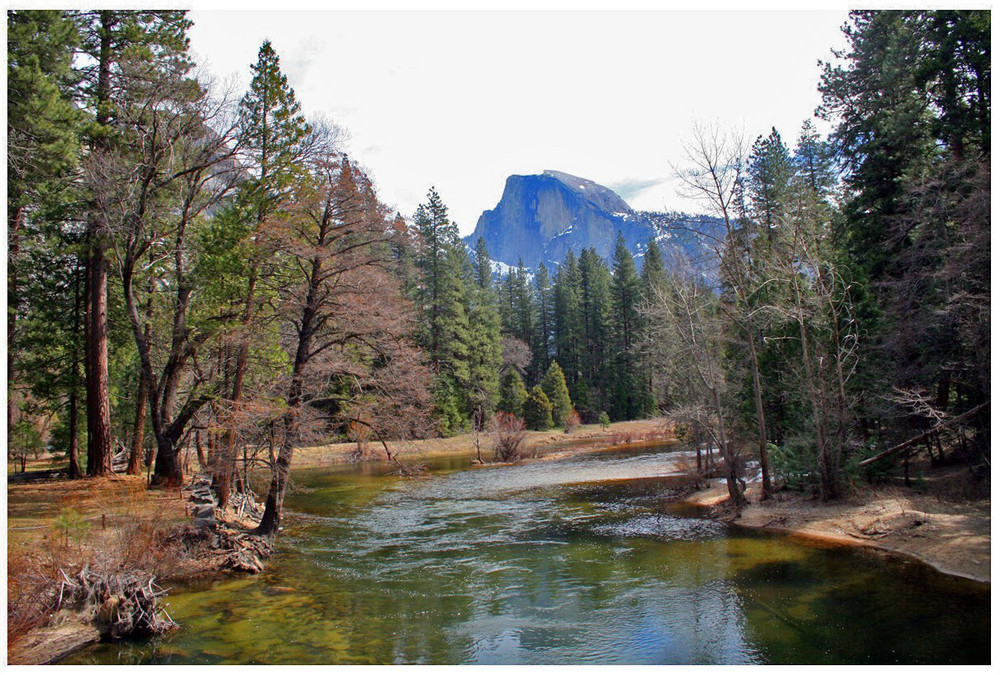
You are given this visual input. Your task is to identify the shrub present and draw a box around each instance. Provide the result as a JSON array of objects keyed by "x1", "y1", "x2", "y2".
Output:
[
  {"x1": 564, "y1": 409, "x2": 581, "y2": 433},
  {"x1": 491, "y1": 412, "x2": 526, "y2": 462},
  {"x1": 540, "y1": 361, "x2": 573, "y2": 426},
  {"x1": 498, "y1": 370, "x2": 528, "y2": 416},
  {"x1": 523, "y1": 386, "x2": 553, "y2": 431},
  {"x1": 598, "y1": 411, "x2": 611, "y2": 430},
  {"x1": 53, "y1": 507, "x2": 90, "y2": 549}
]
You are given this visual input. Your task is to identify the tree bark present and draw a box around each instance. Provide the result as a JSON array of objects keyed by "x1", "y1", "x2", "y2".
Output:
[
  {"x1": 68, "y1": 262, "x2": 84, "y2": 480},
  {"x1": 84, "y1": 11, "x2": 115, "y2": 479},
  {"x1": 85, "y1": 233, "x2": 113, "y2": 477},
  {"x1": 126, "y1": 287, "x2": 153, "y2": 476},
  {"x1": 215, "y1": 267, "x2": 258, "y2": 509},
  {"x1": 126, "y1": 372, "x2": 147, "y2": 476},
  {"x1": 745, "y1": 321, "x2": 773, "y2": 499},
  {"x1": 8, "y1": 204, "x2": 25, "y2": 433}
]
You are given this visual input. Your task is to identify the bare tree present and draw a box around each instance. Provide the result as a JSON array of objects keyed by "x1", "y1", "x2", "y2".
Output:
[
  {"x1": 648, "y1": 268, "x2": 746, "y2": 507},
  {"x1": 761, "y1": 179, "x2": 859, "y2": 499},
  {"x1": 673, "y1": 122, "x2": 773, "y2": 499},
  {"x1": 252, "y1": 153, "x2": 431, "y2": 535},
  {"x1": 98, "y1": 58, "x2": 243, "y2": 486}
]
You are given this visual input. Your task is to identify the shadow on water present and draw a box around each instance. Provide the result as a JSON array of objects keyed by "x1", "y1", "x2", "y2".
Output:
[{"x1": 65, "y1": 443, "x2": 989, "y2": 665}]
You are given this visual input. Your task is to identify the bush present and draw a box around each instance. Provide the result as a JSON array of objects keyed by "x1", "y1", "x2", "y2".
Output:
[
  {"x1": 540, "y1": 361, "x2": 573, "y2": 426},
  {"x1": 598, "y1": 411, "x2": 611, "y2": 430},
  {"x1": 498, "y1": 370, "x2": 528, "y2": 416},
  {"x1": 523, "y1": 386, "x2": 553, "y2": 431},
  {"x1": 564, "y1": 409, "x2": 581, "y2": 433},
  {"x1": 491, "y1": 412, "x2": 526, "y2": 462},
  {"x1": 53, "y1": 507, "x2": 90, "y2": 549}
]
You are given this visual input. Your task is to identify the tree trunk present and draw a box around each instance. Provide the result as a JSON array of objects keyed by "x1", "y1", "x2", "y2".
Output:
[
  {"x1": 253, "y1": 435, "x2": 293, "y2": 537},
  {"x1": 713, "y1": 389, "x2": 745, "y2": 507},
  {"x1": 68, "y1": 389, "x2": 82, "y2": 479},
  {"x1": 84, "y1": 11, "x2": 115, "y2": 479},
  {"x1": 215, "y1": 268, "x2": 258, "y2": 509},
  {"x1": 126, "y1": 287, "x2": 153, "y2": 476},
  {"x1": 745, "y1": 321, "x2": 773, "y2": 499},
  {"x1": 8, "y1": 204, "x2": 25, "y2": 433},
  {"x1": 68, "y1": 261, "x2": 84, "y2": 480},
  {"x1": 126, "y1": 372, "x2": 147, "y2": 475},
  {"x1": 85, "y1": 233, "x2": 113, "y2": 477}
]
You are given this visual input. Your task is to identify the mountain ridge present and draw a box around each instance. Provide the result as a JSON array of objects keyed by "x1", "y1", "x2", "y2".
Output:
[{"x1": 463, "y1": 170, "x2": 722, "y2": 275}]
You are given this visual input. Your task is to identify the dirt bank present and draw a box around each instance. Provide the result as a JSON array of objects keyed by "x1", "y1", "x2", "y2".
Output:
[
  {"x1": 684, "y1": 481, "x2": 990, "y2": 584},
  {"x1": 292, "y1": 418, "x2": 672, "y2": 468}
]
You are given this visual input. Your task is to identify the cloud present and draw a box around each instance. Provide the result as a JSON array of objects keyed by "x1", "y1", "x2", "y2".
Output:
[
  {"x1": 285, "y1": 34, "x2": 325, "y2": 85},
  {"x1": 607, "y1": 177, "x2": 668, "y2": 202}
]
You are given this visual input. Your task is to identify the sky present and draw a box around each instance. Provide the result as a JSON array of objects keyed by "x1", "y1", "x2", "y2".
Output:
[{"x1": 187, "y1": 10, "x2": 850, "y2": 236}]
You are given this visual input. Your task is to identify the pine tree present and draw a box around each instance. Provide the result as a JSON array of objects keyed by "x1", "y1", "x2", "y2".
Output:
[
  {"x1": 498, "y1": 369, "x2": 528, "y2": 417},
  {"x1": 216, "y1": 38, "x2": 312, "y2": 498},
  {"x1": 540, "y1": 361, "x2": 573, "y2": 427},
  {"x1": 414, "y1": 188, "x2": 474, "y2": 433},
  {"x1": 7, "y1": 10, "x2": 81, "y2": 462},
  {"x1": 553, "y1": 250, "x2": 584, "y2": 405},
  {"x1": 238, "y1": 40, "x2": 312, "y2": 218},
  {"x1": 467, "y1": 239, "x2": 503, "y2": 428},
  {"x1": 75, "y1": 10, "x2": 196, "y2": 478},
  {"x1": 578, "y1": 248, "x2": 612, "y2": 414},
  {"x1": 414, "y1": 187, "x2": 457, "y2": 364},
  {"x1": 523, "y1": 386, "x2": 553, "y2": 431},
  {"x1": 637, "y1": 238, "x2": 668, "y2": 417},
  {"x1": 532, "y1": 263, "x2": 553, "y2": 377},
  {"x1": 472, "y1": 237, "x2": 492, "y2": 291},
  {"x1": 746, "y1": 128, "x2": 793, "y2": 236},
  {"x1": 610, "y1": 234, "x2": 641, "y2": 420}
]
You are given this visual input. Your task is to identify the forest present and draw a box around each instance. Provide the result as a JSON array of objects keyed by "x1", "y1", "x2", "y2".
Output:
[{"x1": 7, "y1": 9, "x2": 991, "y2": 665}]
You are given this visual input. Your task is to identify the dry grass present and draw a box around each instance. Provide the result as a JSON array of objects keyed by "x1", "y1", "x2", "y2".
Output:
[
  {"x1": 294, "y1": 418, "x2": 676, "y2": 469},
  {"x1": 7, "y1": 475, "x2": 195, "y2": 648}
]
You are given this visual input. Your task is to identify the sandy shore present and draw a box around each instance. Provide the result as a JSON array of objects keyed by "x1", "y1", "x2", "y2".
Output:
[{"x1": 684, "y1": 482, "x2": 990, "y2": 584}]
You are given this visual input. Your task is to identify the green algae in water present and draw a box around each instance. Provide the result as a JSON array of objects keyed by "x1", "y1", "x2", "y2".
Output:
[{"x1": 65, "y1": 446, "x2": 990, "y2": 665}]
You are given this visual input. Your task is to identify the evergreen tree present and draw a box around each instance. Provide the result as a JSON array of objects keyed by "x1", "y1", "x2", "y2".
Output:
[
  {"x1": 216, "y1": 38, "x2": 312, "y2": 498},
  {"x1": 637, "y1": 238, "x2": 668, "y2": 416},
  {"x1": 523, "y1": 385, "x2": 553, "y2": 431},
  {"x1": 609, "y1": 234, "x2": 642, "y2": 420},
  {"x1": 414, "y1": 187, "x2": 455, "y2": 363},
  {"x1": 746, "y1": 128, "x2": 793, "y2": 237},
  {"x1": 532, "y1": 262, "x2": 553, "y2": 377},
  {"x1": 540, "y1": 361, "x2": 573, "y2": 427},
  {"x1": 553, "y1": 250, "x2": 584, "y2": 405},
  {"x1": 414, "y1": 188, "x2": 473, "y2": 433},
  {"x1": 472, "y1": 237, "x2": 492, "y2": 290},
  {"x1": 577, "y1": 248, "x2": 612, "y2": 415},
  {"x1": 818, "y1": 10, "x2": 990, "y2": 454},
  {"x1": 498, "y1": 369, "x2": 528, "y2": 417},
  {"x1": 7, "y1": 10, "x2": 81, "y2": 462},
  {"x1": 74, "y1": 10, "x2": 197, "y2": 478},
  {"x1": 467, "y1": 239, "x2": 503, "y2": 428}
]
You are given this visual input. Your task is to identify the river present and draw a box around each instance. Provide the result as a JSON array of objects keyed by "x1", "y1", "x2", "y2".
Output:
[{"x1": 66, "y1": 443, "x2": 989, "y2": 664}]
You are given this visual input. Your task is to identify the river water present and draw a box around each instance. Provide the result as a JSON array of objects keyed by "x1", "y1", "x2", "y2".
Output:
[{"x1": 67, "y1": 444, "x2": 989, "y2": 665}]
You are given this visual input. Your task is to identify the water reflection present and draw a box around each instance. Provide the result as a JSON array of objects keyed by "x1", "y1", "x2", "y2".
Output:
[{"x1": 66, "y1": 443, "x2": 989, "y2": 665}]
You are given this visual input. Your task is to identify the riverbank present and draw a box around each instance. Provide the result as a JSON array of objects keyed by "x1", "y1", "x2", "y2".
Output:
[
  {"x1": 292, "y1": 418, "x2": 672, "y2": 468},
  {"x1": 683, "y1": 478, "x2": 991, "y2": 584}
]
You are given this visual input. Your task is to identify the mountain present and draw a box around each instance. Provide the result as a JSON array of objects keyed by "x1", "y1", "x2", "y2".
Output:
[{"x1": 463, "y1": 170, "x2": 723, "y2": 275}]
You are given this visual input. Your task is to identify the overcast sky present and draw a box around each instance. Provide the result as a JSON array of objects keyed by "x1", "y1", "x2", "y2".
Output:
[{"x1": 188, "y1": 10, "x2": 849, "y2": 235}]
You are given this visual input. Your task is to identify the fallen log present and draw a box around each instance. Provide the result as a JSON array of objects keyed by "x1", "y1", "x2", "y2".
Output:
[{"x1": 859, "y1": 402, "x2": 989, "y2": 468}]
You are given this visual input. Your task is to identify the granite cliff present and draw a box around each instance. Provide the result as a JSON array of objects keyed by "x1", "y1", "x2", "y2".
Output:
[{"x1": 463, "y1": 170, "x2": 722, "y2": 274}]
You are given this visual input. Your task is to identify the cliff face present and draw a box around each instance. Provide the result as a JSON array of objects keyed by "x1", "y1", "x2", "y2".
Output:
[{"x1": 464, "y1": 170, "x2": 721, "y2": 274}]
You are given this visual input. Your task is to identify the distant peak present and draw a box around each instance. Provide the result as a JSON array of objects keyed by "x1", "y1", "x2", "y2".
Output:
[{"x1": 539, "y1": 170, "x2": 633, "y2": 214}]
